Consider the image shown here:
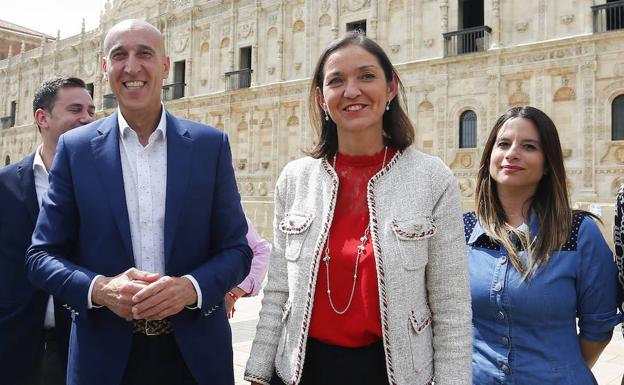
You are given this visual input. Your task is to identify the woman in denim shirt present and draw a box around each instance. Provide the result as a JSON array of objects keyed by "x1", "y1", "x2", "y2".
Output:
[{"x1": 465, "y1": 106, "x2": 621, "y2": 385}]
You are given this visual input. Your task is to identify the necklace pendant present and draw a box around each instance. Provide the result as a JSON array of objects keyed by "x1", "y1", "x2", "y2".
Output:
[{"x1": 323, "y1": 253, "x2": 331, "y2": 262}]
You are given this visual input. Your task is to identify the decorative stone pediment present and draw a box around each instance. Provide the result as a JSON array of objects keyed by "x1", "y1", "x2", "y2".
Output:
[
  {"x1": 600, "y1": 142, "x2": 624, "y2": 165},
  {"x1": 553, "y1": 87, "x2": 576, "y2": 101}
]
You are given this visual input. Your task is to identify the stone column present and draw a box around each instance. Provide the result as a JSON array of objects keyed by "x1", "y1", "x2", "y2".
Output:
[
  {"x1": 278, "y1": 0, "x2": 284, "y2": 81},
  {"x1": 440, "y1": 0, "x2": 449, "y2": 34},
  {"x1": 579, "y1": 46, "x2": 598, "y2": 198},
  {"x1": 252, "y1": 0, "x2": 261, "y2": 86},
  {"x1": 584, "y1": 0, "x2": 596, "y2": 34},
  {"x1": 491, "y1": 0, "x2": 501, "y2": 48},
  {"x1": 332, "y1": 0, "x2": 339, "y2": 39},
  {"x1": 369, "y1": 0, "x2": 378, "y2": 40}
]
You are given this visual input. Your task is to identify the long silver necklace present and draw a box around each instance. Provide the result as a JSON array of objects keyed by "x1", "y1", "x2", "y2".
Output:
[{"x1": 324, "y1": 146, "x2": 387, "y2": 315}]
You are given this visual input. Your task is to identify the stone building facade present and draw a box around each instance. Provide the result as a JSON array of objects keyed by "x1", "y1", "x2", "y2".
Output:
[
  {"x1": 2, "y1": 0, "x2": 624, "y2": 237},
  {"x1": 0, "y1": 19, "x2": 55, "y2": 61}
]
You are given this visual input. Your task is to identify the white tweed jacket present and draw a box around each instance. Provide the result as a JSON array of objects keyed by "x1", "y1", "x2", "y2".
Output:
[{"x1": 244, "y1": 148, "x2": 472, "y2": 385}]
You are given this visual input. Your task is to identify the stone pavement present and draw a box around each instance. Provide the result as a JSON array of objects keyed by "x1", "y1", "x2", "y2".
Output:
[{"x1": 230, "y1": 293, "x2": 624, "y2": 385}]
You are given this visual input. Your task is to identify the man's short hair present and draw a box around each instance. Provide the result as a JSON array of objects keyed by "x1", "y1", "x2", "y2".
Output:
[{"x1": 32, "y1": 76, "x2": 87, "y2": 116}]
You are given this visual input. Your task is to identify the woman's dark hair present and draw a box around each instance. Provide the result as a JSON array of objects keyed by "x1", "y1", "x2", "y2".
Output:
[
  {"x1": 476, "y1": 106, "x2": 577, "y2": 278},
  {"x1": 307, "y1": 31, "x2": 414, "y2": 158}
]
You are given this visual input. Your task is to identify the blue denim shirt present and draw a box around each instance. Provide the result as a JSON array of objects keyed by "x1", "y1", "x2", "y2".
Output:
[{"x1": 464, "y1": 211, "x2": 621, "y2": 385}]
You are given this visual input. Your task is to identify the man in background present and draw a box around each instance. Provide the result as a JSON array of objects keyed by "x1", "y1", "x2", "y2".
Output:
[{"x1": 0, "y1": 76, "x2": 95, "y2": 385}]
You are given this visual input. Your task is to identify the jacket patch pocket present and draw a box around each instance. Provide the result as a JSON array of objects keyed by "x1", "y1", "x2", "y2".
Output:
[
  {"x1": 391, "y1": 217, "x2": 436, "y2": 240},
  {"x1": 279, "y1": 212, "x2": 314, "y2": 261},
  {"x1": 409, "y1": 308, "x2": 432, "y2": 335},
  {"x1": 391, "y1": 217, "x2": 434, "y2": 270},
  {"x1": 408, "y1": 307, "x2": 434, "y2": 372}
]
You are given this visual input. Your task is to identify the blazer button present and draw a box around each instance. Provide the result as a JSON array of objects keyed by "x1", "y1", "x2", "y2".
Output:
[
  {"x1": 501, "y1": 363, "x2": 511, "y2": 375},
  {"x1": 496, "y1": 311, "x2": 505, "y2": 321}
]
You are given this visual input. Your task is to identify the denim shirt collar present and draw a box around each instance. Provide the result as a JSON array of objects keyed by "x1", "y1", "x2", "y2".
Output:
[{"x1": 467, "y1": 211, "x2": 539, "y2": 246}]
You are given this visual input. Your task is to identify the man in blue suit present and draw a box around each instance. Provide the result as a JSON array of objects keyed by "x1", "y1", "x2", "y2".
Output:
[
  {"x1": 0, "y1": 76, "x2": 95, "y2": 385},
  {"x1": 26, "y1": 19, "x2": 252, "y2": 385}
]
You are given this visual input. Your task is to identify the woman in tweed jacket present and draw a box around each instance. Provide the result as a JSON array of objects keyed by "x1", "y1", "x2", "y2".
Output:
[{"x1": 244, "y1": 32, "x2": 472, "y2": 385}]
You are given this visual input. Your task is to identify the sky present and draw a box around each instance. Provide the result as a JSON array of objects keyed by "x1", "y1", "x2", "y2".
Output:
[{"x1": 3, "y1": 0, "x2": 109, "y2": 38}]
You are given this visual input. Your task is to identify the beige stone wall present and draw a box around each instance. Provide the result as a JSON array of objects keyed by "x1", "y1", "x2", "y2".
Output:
[{"x1": 1, "y1": 0, "x2": 624, "y2": 240}]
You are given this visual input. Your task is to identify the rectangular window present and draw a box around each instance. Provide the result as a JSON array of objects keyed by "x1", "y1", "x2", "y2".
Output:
[
  {"x1": 459, "y1": 0, "x2": 484, "y2": 29},
  {"x1": 0, "y1": 101, "x2": 16, "y2": 129},
  {"x1": 347, "y1": 20, "x2": 367, "y2": 34},
  {"x1": 173, "y1": 60, "x2": 186, "y2": 99},
  {"x1": 86, "y1": 83, "x2": 94, "y2": 99},
  {"x1": 240, "y1": 47, "x2": 252, "y2": 70},
  {"x1": 238, "y1": 46, "x2": 252, "y2": 88},
  {"x1": 606, "y1": 0, "x2": 624, "y2": 31}
]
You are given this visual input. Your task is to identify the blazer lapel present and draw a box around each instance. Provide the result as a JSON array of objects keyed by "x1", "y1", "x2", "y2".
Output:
[
  {"x1": 90, "y1": 112, "x2": 134, "y2": 264},
  {"x1": 17, "y1": 154, "x2": 39, "y2": 225},
  {"x1": 164, "y1": 112, "x2": 193, "y2": 262}
]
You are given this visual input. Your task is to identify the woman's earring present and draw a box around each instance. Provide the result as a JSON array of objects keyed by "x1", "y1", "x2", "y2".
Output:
[
  {"x1": 324, "y1": 110, "x2": 330, "y2": 121},
  {"x1": 385, "y1": 100, "x2": 391, "y2": 111}
]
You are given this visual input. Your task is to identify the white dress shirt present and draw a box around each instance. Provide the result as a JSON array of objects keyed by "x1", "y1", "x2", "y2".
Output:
[
  {"x1": 32, "y1": 145, "x2": 55, "y2": 328},
  {"x1": 118, "y1": 108, "x2": 168, "y2": 276},
  {"x1": 87, "y1": 107, "x2": 201, "y2": 309}
]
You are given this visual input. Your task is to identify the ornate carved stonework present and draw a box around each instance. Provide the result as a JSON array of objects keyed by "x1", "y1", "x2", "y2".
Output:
[
  {"x1": 294, "y1": 7, "x2": 304, "y2": 21},
  {"x1": 509, "y1": 91, "x2": 529, "y2": 106},
  {"x1": 221, "y1": 24, "x2": 230, "y2": 37},
  {"x1": 553, "y1": 87, "x2": 576, "y2": 101},
  {"x1": 239, "y1": 23, "x2": 254, "y2": 39},
  {"x1": 258, "y1": 182, "x2": 268, "y2": 196},
  {"x1": 321, "y1": 0, "x2": 331, "y2": 13},
  {"x1": 342, "y1": 0, "x2": 370, "y2": 12},
  {"x1": 449, "y1": 149, "x2": 478, "y2": 170},
  {"x1": 613, "y1": 177, "x2": 624, "y2": 195},
  {"x1": 174, "y1": 37, "x2": 189, "y2": 53},
  {"x1": 600, "y1": 142, "x2": 624, "y2": 165},
  {"x1": 561, "y1": 14, "x2": 575, "y2": 25},
  {"x1": 439, "y1": 0, "x2": 448, "y2": 32},
  {"x1": 458, "y1": 178, "x2": 474, "y2": 198},
  {"x1": 171, "y1": 0, "x2": 190, "y2": 9},
  {"x1": 319, "y1": 14, "x2": 331, "y2": 26},
  {"x1": 268, "y1": 13, "x2": 278, "y2": 26}
]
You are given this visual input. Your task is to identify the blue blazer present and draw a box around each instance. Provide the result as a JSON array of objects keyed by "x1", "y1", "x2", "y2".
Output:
[
  {"x1": 0, "y1": 154, "x2": 71, "y2": 385},
  {"x1": 26, "y1": 111, "x2": 252, "y2": 385}
]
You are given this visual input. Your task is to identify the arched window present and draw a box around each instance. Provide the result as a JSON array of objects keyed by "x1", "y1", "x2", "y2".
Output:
[
  {"x1": 612, "y1": 95, "x2": 624, "y2": 140},
  {"x1": 459, "y1": 110, "x2": 477, "y2": 148},
  {"x1": 4, "y1": 155, "x2": 9, "y2": 166}
]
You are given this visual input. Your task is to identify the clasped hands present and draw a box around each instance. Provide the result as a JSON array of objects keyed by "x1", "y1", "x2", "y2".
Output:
[{"x1": 92, "y1": 268, "x2": 198, "y2": 321}]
